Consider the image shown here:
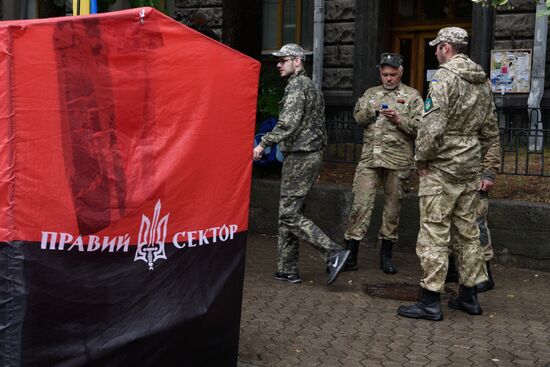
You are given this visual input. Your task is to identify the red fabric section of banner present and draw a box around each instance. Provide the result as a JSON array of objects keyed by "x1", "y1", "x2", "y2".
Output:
[{"x1": 0, "y1": 8, "x2": 259, "y2": 242}]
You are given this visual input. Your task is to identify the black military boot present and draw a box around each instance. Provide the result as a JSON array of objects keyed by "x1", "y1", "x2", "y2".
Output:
[
  {"x1": 380, "y1": 239, "x2": 398, "y2": 274},
  {"x1": 445, "y1": 255, "x2": 459, "y2": 283},
  {"x1": 476, "y1": 261, "x2": 495, "y2": 293},
  {"x1": 342, "y1": 239, "x2": 359, "y2": 272},
  {"x1": 397, "y1": 288, "x2": 443, "y2": 321},
  {"x1": 449, "y1": 285, "x2": 483, "y2": 315}
]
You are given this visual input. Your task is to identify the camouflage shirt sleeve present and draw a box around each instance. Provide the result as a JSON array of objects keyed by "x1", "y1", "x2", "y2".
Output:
[
  {"x1": 353, "y1": 91, "x2": 376, "y2": 126},
  {"x1": 479, "y1": 87, "x2": 501, "y2": 181},
  {"x1": 415, "y1": 74, "x2": 450, "y2": 163},
  {"x1": 481, "y1": 139, "x2": 501, "y2": 181},
  {"x1": 260, "y1": 83, "x2": 305, "y2": 148},
  {"x1": 396, "y1": 90, "x2": 423, "y2": 137}
]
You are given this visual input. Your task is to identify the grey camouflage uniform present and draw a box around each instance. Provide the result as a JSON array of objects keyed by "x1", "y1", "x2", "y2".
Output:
[
  {"x1": 415, "y1": 53, "x2": 500, "y2": 293},
  {"x1": 345, "y1": 83, "x2": 423, "y2": 242},
  {"x1": 260, "y1": 69, "x2": 341, "y2": 274}
]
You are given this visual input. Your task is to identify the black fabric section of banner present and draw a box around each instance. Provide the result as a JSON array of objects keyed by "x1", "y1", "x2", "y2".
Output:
[{"x1": 0, "y1": 232, "x2": 248, "y2": 367}]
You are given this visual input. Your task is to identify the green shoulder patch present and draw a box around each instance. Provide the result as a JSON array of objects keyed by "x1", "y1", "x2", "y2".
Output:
[{"x1": 424, "y1": 97, "x2": 433, "y2": 112}]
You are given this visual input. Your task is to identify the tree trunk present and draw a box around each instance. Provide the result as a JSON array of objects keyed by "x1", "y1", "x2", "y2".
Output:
[{"x1": 221, "y1": 0, "x2": 262, "y2": 60}]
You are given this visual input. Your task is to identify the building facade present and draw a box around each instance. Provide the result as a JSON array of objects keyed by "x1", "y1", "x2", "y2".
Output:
[{"x1": 1, "y1": 0, "x2": 548, "y2": 108}]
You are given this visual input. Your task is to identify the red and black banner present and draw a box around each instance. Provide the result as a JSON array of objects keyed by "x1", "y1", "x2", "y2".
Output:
[{"x1": 0, "y1": 8, "x2": 259, "y2": 366}]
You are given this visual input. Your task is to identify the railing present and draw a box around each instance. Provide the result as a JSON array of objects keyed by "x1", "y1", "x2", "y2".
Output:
[
  {"x1": 497, "y1": 107, "x2": 550, "y2": 176},
  {"x1": 324, "y1": 105, "x2": 550, "y2": 177},
  {"x1": 324, "y1": 105, "x2": 362, "y2": 163}
]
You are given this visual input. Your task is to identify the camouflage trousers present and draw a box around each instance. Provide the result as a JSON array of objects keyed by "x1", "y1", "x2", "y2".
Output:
[
  {"x1": 450, "y1": 192, "x2": 493, "y2": 261},
  {"x1": 417, "y1": 171, "x2": 488, "y2": 293},
  {"x1": 277, "y1": 151, "x2": 342, "y2": 274},
  {"x1": 476, "y1": 193, "x2": 493, "y2": 261},
  {"x1": 344, "y1": 165, "x2": 410, "y2": 242}
]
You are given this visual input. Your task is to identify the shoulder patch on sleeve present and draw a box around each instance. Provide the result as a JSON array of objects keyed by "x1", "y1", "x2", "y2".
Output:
[{"x1": 424, "y1": 97, "x2": 433, "y2": 112}]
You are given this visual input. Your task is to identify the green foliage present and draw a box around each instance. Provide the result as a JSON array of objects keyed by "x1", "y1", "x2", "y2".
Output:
[
  {"x1": 537, "y1": 0, "x2": 550, "y2": 15},
  {"x1": 257, "y1": 67, "x2": 285, "y2": 122},
  {"x1": 471, "y1": 0, "x2": 550, "y2": 15},
  {"x1": 471, "y1": 0, "x2": 511, "y2": 9},
  {"x1": 129, "y1": 0, "x2": 162, "y2": 9}
]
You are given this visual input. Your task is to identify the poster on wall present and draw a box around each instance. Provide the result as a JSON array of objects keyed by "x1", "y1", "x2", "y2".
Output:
[{"x1": 489, "y1": 49, "x2": 532, "y2": 93}]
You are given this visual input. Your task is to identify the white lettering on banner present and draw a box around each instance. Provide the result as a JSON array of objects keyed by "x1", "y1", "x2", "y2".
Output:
[
  {"x1": 88, "y1": 235, "x2": 101, "y2": 252},
  {"x1": 171, "y1": 225, "x2": 239, "y2": 249},
  {"x1": 41, "y1": 231, "x2": 57, "y2": 250},
  {"x1": 67, "y1": 236, "x2": 84, "y2": 252},
  {"x1": 39, "y1": 200, "x2": 240, "y2": 271},
  {"x1": 40, "y1": 232, "x2": 131, "y2": 253}
]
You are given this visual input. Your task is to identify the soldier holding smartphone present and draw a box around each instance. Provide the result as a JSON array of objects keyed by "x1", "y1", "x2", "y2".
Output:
[{"x1": 341, "y1": 53, "x2": 424, "y2": 274}]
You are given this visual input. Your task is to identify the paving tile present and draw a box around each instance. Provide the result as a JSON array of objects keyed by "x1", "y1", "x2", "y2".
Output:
[{"x1": 238, "y1": 234, "x2": 550, "y2": 366}]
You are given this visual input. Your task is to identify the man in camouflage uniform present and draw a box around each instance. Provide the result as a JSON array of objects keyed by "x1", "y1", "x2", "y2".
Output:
[
  {"x1": 342, "y1": 53, "x2": 423, "y2": 274},
  {"x1": 447, "y1": 140, "x2": 500, "y2": 292},
  {"x1": 397, "y1": 27, "x2": 500, "y2": 321},
  {"x1": 253, "y1": 43, "x2": 350, "y2": 285}
]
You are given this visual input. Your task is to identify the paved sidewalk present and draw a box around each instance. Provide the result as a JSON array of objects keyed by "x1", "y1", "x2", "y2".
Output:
[{"x1": 238, "y1": 233, "x2": 550, "y2": 367}]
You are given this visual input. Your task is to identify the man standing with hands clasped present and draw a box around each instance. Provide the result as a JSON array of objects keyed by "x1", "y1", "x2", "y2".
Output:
[
  {"x1": 253, "y1": 43, "x2": 350, "y2": 285},
  {"x1": 342, "y1": 53, "x2": 423, "y2": 274},
  {"x1": 397, "y1": 27, "x2": 500, "y2": 321}
]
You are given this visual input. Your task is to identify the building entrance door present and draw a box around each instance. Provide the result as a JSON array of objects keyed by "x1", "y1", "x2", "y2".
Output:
[{"x1": 388, "y1": 0, "x2": 473, "y2": 97}]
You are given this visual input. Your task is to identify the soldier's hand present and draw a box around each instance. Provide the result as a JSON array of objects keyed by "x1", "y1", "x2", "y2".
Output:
[
  {"x1": 380, "y1": 108, "x2": 400, "y2": 125},
  {"x1": 416, "y1": 161, "x2": 428, "y2": 176},
  {"x1": 479, "y1": 179, "x2": 494, "y2": 192},
  {"x1": 253, "y1": 145, "x2": 265, "y2": 161}
]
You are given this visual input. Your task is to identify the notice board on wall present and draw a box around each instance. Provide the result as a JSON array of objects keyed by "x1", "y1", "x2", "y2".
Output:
[{"x1": 489, "y1": 49, "x2": 532, "y2": 93}]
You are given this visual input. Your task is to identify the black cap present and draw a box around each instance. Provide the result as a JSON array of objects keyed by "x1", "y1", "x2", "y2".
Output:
[{"x1": 379, "y1": 53, "x2": 403, "y2": 68}]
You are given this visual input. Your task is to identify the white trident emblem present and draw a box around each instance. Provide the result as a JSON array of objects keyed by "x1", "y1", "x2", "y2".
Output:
[{"x1": 134, "y1": 200, "x2": 170, "y2": 270}]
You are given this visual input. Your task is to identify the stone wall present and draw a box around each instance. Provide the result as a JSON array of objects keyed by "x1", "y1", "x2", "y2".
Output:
[
  {"x1": 250, "y1": 178, "x2": 550, "y2": 272},
  {"x1": 323, "y1": 0, "x2": 356, "y2": 103},
  {"x1": 173, "y1": 0, "x2": 222, "y2": 39}
]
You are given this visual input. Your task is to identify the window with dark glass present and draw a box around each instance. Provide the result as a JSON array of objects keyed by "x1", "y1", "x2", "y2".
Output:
[{"x1": 262, "y1": 0, "x2": 314, "y2": 52}]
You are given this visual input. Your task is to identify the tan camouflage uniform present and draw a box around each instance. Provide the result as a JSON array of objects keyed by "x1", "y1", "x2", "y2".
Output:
[
  {"x1": 345, "y1": 84, "x2": 423, "y2": 242},
  {"x1": 415, "y1": 54, "x2": 500, "y2": 293},
  {"x1": 450, "y1": 140, "x2": 501, "y2": 261},
  {"x1": 260, "y1": 69, "x2": 341, "y2": 274}
]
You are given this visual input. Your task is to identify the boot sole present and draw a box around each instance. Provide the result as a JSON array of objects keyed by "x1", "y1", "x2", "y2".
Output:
[
  {"x1": 476, "y1": 281, "x2": 495, "y2": 293},
  {"x1": 397, "y1": 308, "x2": 443, "y2": 321},
  {"x1": 448, "y1": 300, "x2": 483, "y2": 315}
]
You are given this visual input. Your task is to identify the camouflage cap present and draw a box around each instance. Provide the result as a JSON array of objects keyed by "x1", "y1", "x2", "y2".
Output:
[
  {"x1": 272, "y1": 43, "x2": 305, "y2": 60},
  {"x1": 379, "y1": 52, "x2": 403, "y2": 68},
  {"x1": 429, "y1": 27, "x2": 469, "y2": 46}
]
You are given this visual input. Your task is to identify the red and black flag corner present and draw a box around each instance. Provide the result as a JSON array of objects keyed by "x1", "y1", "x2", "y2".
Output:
[{"x1": 0, "y1": 7, "x2": 259, "y2": 366}]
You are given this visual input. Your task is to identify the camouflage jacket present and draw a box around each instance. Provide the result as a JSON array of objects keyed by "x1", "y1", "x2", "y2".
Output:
[
  {"x1": 481, "y1": 139, "x2": 501, "y2": 181},
  {"x1": 415, "y1": 54, "x2": 500, "y2": 182},
  {"x1": 260, "y1": 70, "x2": 326, "y2": 153},
  {"x1": 354, "y1": 83, "x2": 423, "y2": 170}
]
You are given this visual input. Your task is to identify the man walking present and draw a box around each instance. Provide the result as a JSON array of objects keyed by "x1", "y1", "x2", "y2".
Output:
[
  {"x1": 397, "y1": 27, "x2": 500, "y2": 321},
  {"x1": 342, "y1": 53, "x2": 423, "y2": 274},
  {"x1": 253, "y1": 43, "x2": 350, "y2": 285}
]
